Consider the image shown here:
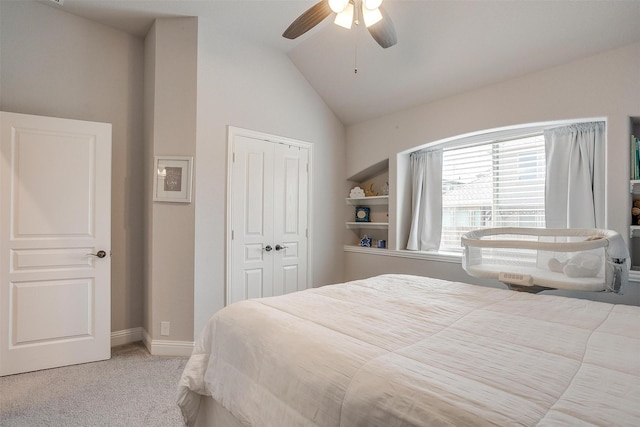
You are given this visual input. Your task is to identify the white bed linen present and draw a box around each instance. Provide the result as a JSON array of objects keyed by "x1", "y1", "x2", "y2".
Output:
[{"x1": 177, "y1": 274, "x2": 640, "y2": 426}]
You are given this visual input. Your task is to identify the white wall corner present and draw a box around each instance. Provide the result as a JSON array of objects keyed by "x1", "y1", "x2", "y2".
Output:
[{"x1": 142, "y1": 329, "x2": 195, "y2": 357}]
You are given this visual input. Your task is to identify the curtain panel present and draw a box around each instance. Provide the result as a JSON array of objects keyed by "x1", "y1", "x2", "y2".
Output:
[
  {"x1": 407, "y1": 149, "x2": 443, "y2": 251},
  {"x1": 544, "y1": 121, "x2": 605, "y2": 229}
]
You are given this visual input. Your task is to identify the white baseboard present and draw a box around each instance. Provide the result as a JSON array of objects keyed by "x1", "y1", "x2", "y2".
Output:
[
  {"x1": 142, "y1": 329, "x2": 194, "y2": 357},
  {"x1": 111, "y1": 327, "x2": 143, "y2": 347},
  {"x1": 112, "y1": 327, "x2": 194, "y2": 356}
]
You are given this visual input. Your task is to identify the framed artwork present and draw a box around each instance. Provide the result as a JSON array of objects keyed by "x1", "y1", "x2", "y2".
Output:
[{"x1": 153, "y1": 156, "x2": 193, "y2": 203}]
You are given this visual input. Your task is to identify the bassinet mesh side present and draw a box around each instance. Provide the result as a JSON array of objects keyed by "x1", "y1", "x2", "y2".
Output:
[{"x1": 461, "y1": 228, "x2": 629, "y2": 292}]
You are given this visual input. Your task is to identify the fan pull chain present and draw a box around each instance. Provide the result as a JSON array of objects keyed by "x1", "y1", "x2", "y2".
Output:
[
  {"x1": 354, "y1": 40, "x2": 358, "y2": 74},
  {"x1": 354, "y1": 5, "x2": 359, "y2": 74}
]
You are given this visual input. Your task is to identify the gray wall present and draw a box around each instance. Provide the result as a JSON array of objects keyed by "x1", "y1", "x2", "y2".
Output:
[
  {"x1": 192, "y1": 19, "x2": 348, "y2": 336},
  {"x1": 0, "y1": 0, "x2": 146, "y2": 333}
]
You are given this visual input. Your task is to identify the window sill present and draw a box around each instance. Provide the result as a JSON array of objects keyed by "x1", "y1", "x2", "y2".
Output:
[
  {"x1": 343, "y1": 245, "x2": 462, "y2": 264},
  {"x1": 344, "y1": 245, "x2": 640, "y2": 284}
]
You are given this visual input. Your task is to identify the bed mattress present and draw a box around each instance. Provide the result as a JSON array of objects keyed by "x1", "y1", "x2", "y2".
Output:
[{"x1": 177, "y1": 274, "x2": 640, "y2": 426}]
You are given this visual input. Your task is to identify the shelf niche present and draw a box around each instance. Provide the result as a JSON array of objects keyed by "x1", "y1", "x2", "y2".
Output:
[
  {"x1": 346, "y1": 160, "x2": 390, "y2": 249},
  {"x1": 346, "y1": 195, "x2": 389, "y2": 206},
  {"x1": 630, "y1": 117, "x2": 640, "y2": 271}
]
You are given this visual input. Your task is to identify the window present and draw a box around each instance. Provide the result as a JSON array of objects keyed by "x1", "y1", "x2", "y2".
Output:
[
  {"x1": 405, "y1": 120, "x2": 604, "y2": 256},
  {"x1": 440, "y1": 134, "x2": 546, "y2": 252}
]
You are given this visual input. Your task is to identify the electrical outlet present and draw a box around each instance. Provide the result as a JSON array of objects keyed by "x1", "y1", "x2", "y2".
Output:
[{"x1": 160, "y1": 321, "x2": 170, "y2": 336}]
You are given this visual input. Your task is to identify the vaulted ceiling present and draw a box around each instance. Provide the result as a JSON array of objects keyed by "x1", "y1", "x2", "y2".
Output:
[{"x1": 37, "y1": 0, "x2": 640, "y2": 125}]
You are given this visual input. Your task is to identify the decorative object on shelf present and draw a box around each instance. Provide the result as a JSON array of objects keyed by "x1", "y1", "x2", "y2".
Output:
[
  {"x1": 631, "y1": 133, "x2": 640, "y2": 180},
  {"x1": 364, "y1": 183, "x2": 378, "y2": 197},
  {"x1": 349, "y1": 186, "x2": 365, "y2": 198},
  {"x1": 377, "y1": 239, "x2": 386, "y2": 248},
  {"x1": 360, "y1": 235, "x2": 372, "y2": 247},
  {"x1": 633, "y1": 200, "x2": 640, "y2": 225},
  {"x1": 355, "y1": 206, "x2": 370, "y2": 222},
  {"x1": 381, "y1": 181, "x2": 389, "y2": 195}
]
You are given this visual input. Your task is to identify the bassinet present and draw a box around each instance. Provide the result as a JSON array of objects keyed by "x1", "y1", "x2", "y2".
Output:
[{"x1": 461, "y1": 228, "x2": 629, "y2": 293}]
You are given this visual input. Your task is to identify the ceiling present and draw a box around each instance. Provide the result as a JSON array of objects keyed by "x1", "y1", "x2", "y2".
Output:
[{"x1": 37, "y1": 0, "x2": 640, "y2": 125}]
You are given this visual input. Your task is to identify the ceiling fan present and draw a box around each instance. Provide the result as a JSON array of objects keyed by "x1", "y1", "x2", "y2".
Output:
[{"x1": 283, "y1": 0, "x2": 397, "y2": 49}]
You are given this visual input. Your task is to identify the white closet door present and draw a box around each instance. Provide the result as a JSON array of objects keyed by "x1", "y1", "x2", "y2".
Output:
[
  {"x1": 272, "y1": 144, "x2": 308, "y2": 295},
  {"x1": 230, "y1": 135, "x2": 275, "y2": 304},
  {"x1": 0, "y1": 112, "x2": 111, "y2": 376},
  {"x1": 228, "y1": 130, "x2": 309, "y2": 305}
]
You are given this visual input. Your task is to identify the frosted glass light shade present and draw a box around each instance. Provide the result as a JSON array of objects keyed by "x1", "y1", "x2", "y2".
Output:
[
  {"x1": 334, "y1": 3, "x2": 354, "y2": 29},
  {"x1": 364, "y1": 0, "x2": 383, "y2": 10},
  {"x1": 362, "y1": 6, "x2": 382, "y2": 27},
  {"x1": 329, "y1": 0, "x2": 349, "y2": 13}
]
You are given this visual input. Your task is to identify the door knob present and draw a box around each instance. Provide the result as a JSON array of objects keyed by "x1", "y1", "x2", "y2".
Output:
[
  {"x1": 87, "y1": 250, "x2": 107, "y2": 258},
  {"x1": 275, "y1": 244, "x2": 288, "y2": 251},
  {"x1": 263, "y1": 245, "x2": 273, "y2": 252}
]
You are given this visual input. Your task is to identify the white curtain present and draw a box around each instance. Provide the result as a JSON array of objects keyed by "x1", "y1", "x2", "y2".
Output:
[
  {"x1": 407, "y1": 149, "x2": 443, "y2": 250},
  {"x1": 544, "y1": 122, "x2": 605, "y2": 229}
]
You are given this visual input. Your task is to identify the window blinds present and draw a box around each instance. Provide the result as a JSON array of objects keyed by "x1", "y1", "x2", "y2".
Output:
[{"x1": 440, "y1": 134, "x2": 546, "y2": 252}]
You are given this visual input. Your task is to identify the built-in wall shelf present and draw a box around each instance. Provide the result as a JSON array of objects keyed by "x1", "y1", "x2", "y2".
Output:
[
  {"x1": 346, "y1": 195, "x2": 389, "y2": 206},
  {"x1": 346, "y1": 222, "x2": 389, "y2": 230},
  {"x1": 629, "y1": 117, "x2": 640, "y2": 271},
  {"x1": 343, "y1": 245, "x2": 388, "y2": 253},
  {"x1": 345, "y1": 160, "x2": 390, "y2": 249}
]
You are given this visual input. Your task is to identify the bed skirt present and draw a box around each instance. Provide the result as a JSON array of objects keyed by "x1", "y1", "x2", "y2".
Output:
[{"x1": 193, "y1": 397, "x2": 244, "y2": 427}]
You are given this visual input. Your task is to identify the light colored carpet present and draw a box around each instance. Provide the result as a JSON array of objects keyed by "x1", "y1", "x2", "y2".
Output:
[{"x1": 0, "y1": 342, "x2": 188, "y2": 426}]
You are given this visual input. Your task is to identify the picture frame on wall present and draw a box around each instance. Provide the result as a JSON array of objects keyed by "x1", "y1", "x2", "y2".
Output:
[{"x1": 153, "y1": 156, "x2": 193, "y2": 203}]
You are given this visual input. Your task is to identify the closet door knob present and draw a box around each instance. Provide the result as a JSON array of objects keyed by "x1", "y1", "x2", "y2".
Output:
[
  {"x1": 275, "y1": 244, "x2": 288, "y2": 251},
  {"x1": 263, "y1": 245, "x2": 273, "y2": 252}
]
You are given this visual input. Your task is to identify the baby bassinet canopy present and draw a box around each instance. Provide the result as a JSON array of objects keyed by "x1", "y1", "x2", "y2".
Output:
[{"x1": 461, "y1": 228, "x2": 629, "y2": 293}]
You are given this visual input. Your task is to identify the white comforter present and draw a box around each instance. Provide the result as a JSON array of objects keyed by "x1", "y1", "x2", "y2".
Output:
[{"x1": 177, "y1": 274, "x2": 640, "y2": 426}]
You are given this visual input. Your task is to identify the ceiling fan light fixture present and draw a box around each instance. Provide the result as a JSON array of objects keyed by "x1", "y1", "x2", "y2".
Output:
[
  {"x1": 362, "y1": 5, "x2": 382, "y2": 27},
  {"x1": 334, "y1": 2, "x2": 354, "y2": 29},
  {"x1": 363, "y1": 0, "x2": 383, "y2": 10},
  {"x1": 282, "y1": 0, "x2": 396, "y2": 49},
  {"x1": 329, "y1": 0, "x2": 349, "y2": 13}
]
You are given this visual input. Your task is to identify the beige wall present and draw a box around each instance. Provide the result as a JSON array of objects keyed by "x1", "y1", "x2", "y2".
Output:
[
  {"x1": 0, "y1": 0, "x2": 146, "y2": 332},
  {"x1": 0, "y1": 0, "x2": 348, "y2": 344},
  {"x1": 143, "y1": 15, "x2": 348, "y2": 341},
  {"x1": 11, "y1": 1, "x2": 630, "y2": 343},
  {"x1": 143, "y1": 16, "x2": 156, "y2": 342},
  {"x1": 345, "y1": 43, "x2": 640, "y2": 306},
  {"x1": 144, "y1": 18, "x2": 197, "y2": 343}
]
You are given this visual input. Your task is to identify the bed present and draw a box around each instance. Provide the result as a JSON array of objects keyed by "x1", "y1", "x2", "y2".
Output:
[{"x1": 177, "y1": 274, "x2": 640, "y2": 426}]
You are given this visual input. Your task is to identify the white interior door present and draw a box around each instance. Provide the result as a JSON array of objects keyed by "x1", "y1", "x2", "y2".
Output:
[
  {"x1": 228, "y1": 130, "x2": 310, "y2": 304},
  {"x1": 0, "y1": 111, "x2": 111, "y2": 376},
  {"x1": 230, "y1": 135, "x2": 275, "y2": 304},
  {"x1": 272, "y1": 143, "x2": 308, "y2": 295}
]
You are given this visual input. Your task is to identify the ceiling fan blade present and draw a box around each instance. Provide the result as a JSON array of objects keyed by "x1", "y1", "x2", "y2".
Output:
[
  {"x1": 283, "y1": 1, "x2": 333, "y2": 39},
  {"x1": 367, "y1": 6, "x2": 397, "y2": 48}
]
